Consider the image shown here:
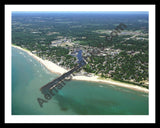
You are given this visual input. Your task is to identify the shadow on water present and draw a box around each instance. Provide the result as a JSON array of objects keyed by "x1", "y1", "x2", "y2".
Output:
[
  {"x1": 53, "y1": 92, "x2": 127, "y2": 115},
  {"x1": 48, "y1": 81, "x2": 148, "y2": 115}
]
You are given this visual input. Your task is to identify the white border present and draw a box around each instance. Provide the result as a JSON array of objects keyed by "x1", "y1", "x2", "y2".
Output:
[{"x1": 5, "y1": 5, "x2": 155, "y2": 123}]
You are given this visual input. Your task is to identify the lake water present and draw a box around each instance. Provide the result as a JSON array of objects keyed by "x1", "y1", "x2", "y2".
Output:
[{"x1": 12, "y1": 47, "x2": 148, "y2": 115}]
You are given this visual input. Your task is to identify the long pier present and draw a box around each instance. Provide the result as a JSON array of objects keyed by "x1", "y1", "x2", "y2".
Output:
[{"x1": 40, "y1": 59, "x2": 86, "y2": 95}]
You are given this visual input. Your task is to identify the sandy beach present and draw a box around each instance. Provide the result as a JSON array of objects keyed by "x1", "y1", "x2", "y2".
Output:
[
  {"x1": 12, "y1": 45, "x2": 149, "y2": 93},
  {"x1": 12, "y1": 45, "x2": 67, "y2": 75}
]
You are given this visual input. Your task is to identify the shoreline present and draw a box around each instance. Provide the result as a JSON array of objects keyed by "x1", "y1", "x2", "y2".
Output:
[
  {"x1": 12, "y1": 45, "x2": 149, "y2": 93},
  {"x1": 12, "y1": 45, "x2": 67, "y2": 75}
]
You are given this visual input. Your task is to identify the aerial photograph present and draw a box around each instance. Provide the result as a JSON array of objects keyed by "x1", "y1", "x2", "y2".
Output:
[{"x1": 12, "y1": 10, "x2": 149, "y2": 115}]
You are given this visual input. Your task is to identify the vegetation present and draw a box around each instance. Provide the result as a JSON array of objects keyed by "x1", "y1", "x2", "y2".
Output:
[{"x1": 12, "y1": 12, "x2": 149, "y2": 87}]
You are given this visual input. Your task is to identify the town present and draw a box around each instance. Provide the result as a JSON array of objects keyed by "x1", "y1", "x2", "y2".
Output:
[
  {"x1": 12, "y1": 12, "x2": 149, "y2": 88},
  {"x1": 27, "y1": 32, "x2": 148, "y2": 88}
]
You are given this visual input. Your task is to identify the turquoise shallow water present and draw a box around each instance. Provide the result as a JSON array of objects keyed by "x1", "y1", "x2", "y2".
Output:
[{"x1": 12, "y1": 47, "x2": 148, "y2": 115}]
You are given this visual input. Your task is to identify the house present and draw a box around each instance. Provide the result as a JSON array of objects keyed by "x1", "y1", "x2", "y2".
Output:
[{"x1": 32, "y1": 50, "x2": 37, "y2": 54}]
